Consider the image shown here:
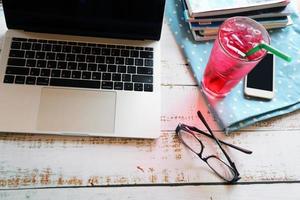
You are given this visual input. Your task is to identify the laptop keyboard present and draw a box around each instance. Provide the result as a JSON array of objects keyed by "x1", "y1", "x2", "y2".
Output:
[{"x1": 3, "y1": 37, "x2": 154, "y2": 92}]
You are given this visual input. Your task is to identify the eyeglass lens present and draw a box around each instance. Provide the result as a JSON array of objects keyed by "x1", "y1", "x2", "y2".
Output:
[
  {"x1": 178, "y1": 127, "x2": 236, "y2": 182},
  {"x1": 206, "y1": 156, "x2": 236, "y2": 181}
]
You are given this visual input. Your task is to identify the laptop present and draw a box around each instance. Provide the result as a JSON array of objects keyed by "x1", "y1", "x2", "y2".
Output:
[{"x1": 0, "y1": 0, "x2": 165, "y2": 138}]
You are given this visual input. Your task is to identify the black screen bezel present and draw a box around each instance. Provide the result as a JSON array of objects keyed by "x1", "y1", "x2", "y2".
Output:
[{"x1": 2, "y1": 0, "x2": 166, "y2": 41}]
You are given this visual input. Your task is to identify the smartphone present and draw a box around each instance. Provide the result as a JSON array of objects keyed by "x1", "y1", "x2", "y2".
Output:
[{"x1": 244, "y1": 53, "x2": 275, "y2": 100}]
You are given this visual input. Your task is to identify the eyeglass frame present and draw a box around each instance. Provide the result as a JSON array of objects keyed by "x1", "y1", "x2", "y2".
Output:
[{"x1": 175, "y1": 111, "x2": 252, "y2": 183}]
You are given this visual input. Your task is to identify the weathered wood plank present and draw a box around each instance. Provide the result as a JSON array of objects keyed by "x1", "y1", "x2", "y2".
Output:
[
  {"x1": 1, "y1": 128, "x2": 300, "y2": 188},
  {"x1": 0, "y1": 2, "x2": 300, "y2": 192},
  {"x1": 161, "y1": 86, "x2": 300, "y2": 131},
  {"x1": 160, "y1": 22, "x2": 196, "y2": 86},
  {"x1": 1, "y1": 184, "x2": 300, "y2": 200}
]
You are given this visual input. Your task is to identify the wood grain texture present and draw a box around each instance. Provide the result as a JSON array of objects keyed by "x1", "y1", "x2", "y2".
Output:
[
  {"x1": 1, "y1": 4, "x2": 300, "y2": 200},
  {"x1": 1, "y1": 184, "x2": 300, "y2": 200},
  {"x1": 1, "y1": 129, "x2": 300, "y2": 188}
]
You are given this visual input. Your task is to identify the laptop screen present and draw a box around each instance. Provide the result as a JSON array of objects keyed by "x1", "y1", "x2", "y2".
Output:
[{"x1": 2, "y1": 0, "x2": 165, "y2": 40}]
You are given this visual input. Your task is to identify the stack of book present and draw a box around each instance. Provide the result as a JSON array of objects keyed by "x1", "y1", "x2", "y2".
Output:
[{"x1": 183, "y1": 0, "x2": 293, "y2": 41}]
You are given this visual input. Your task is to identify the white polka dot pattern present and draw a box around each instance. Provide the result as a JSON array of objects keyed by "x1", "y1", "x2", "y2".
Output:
[{"x1": 166, "y1": 0, "x2": 300, "y2": 134}]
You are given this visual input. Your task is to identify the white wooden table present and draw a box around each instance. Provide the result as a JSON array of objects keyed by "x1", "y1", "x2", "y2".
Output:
[{"x1": 1, "y1": 4, "x2": 300, "y2": 199}]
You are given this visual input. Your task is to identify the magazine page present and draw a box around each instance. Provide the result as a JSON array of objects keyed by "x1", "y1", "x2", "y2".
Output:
[{"x1": 186, "y1": 0, "x2": 289, "y2": 17}]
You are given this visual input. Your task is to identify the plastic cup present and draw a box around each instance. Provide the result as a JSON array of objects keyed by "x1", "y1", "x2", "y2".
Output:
[{"x1": 201, "y1": 17, "x2": 270, "y2": 97}]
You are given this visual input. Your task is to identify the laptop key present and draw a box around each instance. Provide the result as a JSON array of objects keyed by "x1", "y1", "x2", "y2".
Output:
[
  {"x1": 86, "y1": 55, "x2": 96, "y2": 63},
  {"x1": 28, "y1": 39, "x2": 37, "y2": 43},
  {"x1": 25, "y1": 51, "x2": 35, "y2": 59},
  {"x1": 108, "y1": 65, "x2": 117, "y2": 72},
  {"x1": 51, "y1": 69, "x2": 62, "y2": 77},
  {"x1": 37, "y1": 60, "x2": 47, "y2": 68},
  {"x1": 144, "y1": 84, "x2": 153, "y2": 92},
  {"x1": 145, "y1": 47, "x2": 153, "y2": 51},
  {"x1": 82, "y1": 71, "x2": 91, "y2": 79},
  {"x1": 111, "y1": 49, "x2": 120, "y2": 56},
  {"x1": 127, "y1": 66, "x2": 136, "y2": 74},
  {"x1": 15, "y1": 76, "x2": 26, "y2": 84},
  {"x1": 116, "y1": 57, "x2": 124, "y2": 65},
  {"x1": 125, "y1": 58, "x2": 134, "y2": 65},
  {"x1": 58, "y1": 61, "x2": 67, "y2": 69},
  {"x1": 46, "y1": 52, "x2": 56, "y2": 60},
  {"x1": 50, "y1": 78, "x2": 100, "y2": 89},
  {"x1": 11, "y1": 42, "x2": 21, "y2": 49},
  {"x1": 140, "y1": 51, "x2": 153, "y2": 59},
  {"x1": 71, "y1": 71, "x2": 81, "y2": 79},
  {"x1": 66, "y1": 54, "x2": 76, "y2": 61},
  {"x1": 21, "y1": 42, "x2": 32, "y2": 50},
  {"x1": 134, "y1": 83, "x2": 143, "y2": 91},
  {"x1": 61, "y1": 70, "x2": 71, "y2": 78},
  {"x1": 145, "y1": 59, "x2": 153, "y2": 67},
  {"x1": 137, "y1": 67, "x2": 153, "y2": 75},
  {"x1": 26, "y1": 59, "x2": 37, "y2": 67},
  {"x1": 132, "y1": 75, "x2": 153, "y2": 83},
  {"x1": 36, "y1": 52, "x2": 45, "y2": 59},
  {"x1": 25, "y1": 76, "x2": 36, "y2": 85},
  {"x1": 67, "y1": 62, "x2": 77, "y2": 70},
  {"x1": 101, "y1": 81, "x2": 113, "y2": 89},
  {"x1": 9, "y1": 50, "x2": 25, "y2": 58},
  {"x1": 7, "y1": 58, "x2": 26, "y2": 66},
  {"x1": 122, "y1": 74, "x2": 131, "y2": 82},
  {"x1": 98, "y1": 64, "x2": 107, "y2": 72},
  {"x1": 6, "y1": 66, "x2": 29, "y2": 75},
  {"x1": 82, "y1": 47, "x2": 91, "y2": 54},
  {"x1": 117, "y1": 65, "x2": 126, "y2": 73},
  {"x1": 106, "y1": 57, "x2": 115, "y2": 64},
  {"x1": 30, "y1": 68, "x2": 40, "y2": 76},
  {"x1": 130, "y1": 50, "x2": 139, "y2": 58},
  {"x1": 37, "y1": 77, "x2": 49, "y2": 85},
  {"x1": 102, "y1": 73, "x2": 111, "y2": 81},
  {"x1": 52, "y1": 45, "x2": 62, "y2": 52},
  {"x1": 114, "y1": 82, "x2": 123, "y2": 90},
  {"x1": 62, "y1": 45, "x2": 72, "y2": 53},
  {"x1": 121, "y1": 50, "x2": 130, "y2": 57},
  {"x1": 72, "y1": 46, "x2": 81, "y2": 53},
  {"x1": 96, "y1": 56, "x2": 105, "y2": 63},
  {"x1": 41, "y1": 69, "x2": 51, "y2": 77},
  {"x1": 88, "y1": 64, "x2": 97, "y2": 71},
  {"x1": 135, "y1": 58, "x2": 143, "y2": 66},
  {"x1": 12, "y1": 38, "x2": 27, "y2": 42},
  {"x1": 78, "y1": 63, "x2": 87, "y2": 71},
  {"x1": 56, "y1": 53, "x2": 66, "y2": 61},
  {"x1": 47, "y1": 61, "x2": 57, "y2": 69},
  {"x1": 92, "y1": 47, "x2": 101, "y2": 55},
  {"x1": 124, "y1": 83, "x2": 133, "y2": 91},
  {"x1": 3, "y1": 75, "x2": 15, "y2": 83},
  {"x1": 42, "y1": 44, "x2": 52, "y2": 51},
  {"x1": 112, "y1": 73, "x2": 121, "y2": 81},
  {"x1": 92, "y1": 72, "x2": 101, "y2": 80},
  {"x1": 102, "y1": 48, "x2": 111, "y2": 56},
  {"x1": 32, "y1": 43, "x2": 42, "y2": 51},
  {"x1": 76, "y1": 54, "x2": 86, "y2": 62}
]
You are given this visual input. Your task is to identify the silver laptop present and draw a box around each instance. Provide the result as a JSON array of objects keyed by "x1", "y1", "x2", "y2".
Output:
[{"x1": 0, "y1": 0, "x2": 165, "y2": 138}]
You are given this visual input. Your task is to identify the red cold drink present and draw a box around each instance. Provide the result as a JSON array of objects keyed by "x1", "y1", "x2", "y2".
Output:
[{"x1": 202, "y1": 17, "x2": 270, "y2": 97}]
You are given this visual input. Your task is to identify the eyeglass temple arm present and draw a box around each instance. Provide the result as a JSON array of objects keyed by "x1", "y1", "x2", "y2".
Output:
[
  {"x1": 189, "y1": 126, "x2": 252, "y2": 154},
  {"x1": 197, "y1": 111, "x2": 248, "y2": 171}
]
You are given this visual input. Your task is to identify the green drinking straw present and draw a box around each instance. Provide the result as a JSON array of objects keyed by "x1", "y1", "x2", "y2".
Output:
[{"x1": 245, "y1": 43, "x2": 292, "y2": 62}]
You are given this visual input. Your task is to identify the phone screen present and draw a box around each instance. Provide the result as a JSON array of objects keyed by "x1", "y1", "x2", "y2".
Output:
[{"x1": 246, "y1": 54, "x2": 274, "y2": 91}]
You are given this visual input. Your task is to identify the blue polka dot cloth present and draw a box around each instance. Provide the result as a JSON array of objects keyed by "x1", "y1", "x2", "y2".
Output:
[{"x1": 166, "y1": 0, "x2": 300, "y2": 134}]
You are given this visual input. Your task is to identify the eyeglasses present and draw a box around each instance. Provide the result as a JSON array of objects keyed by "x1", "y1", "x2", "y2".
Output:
[{"x1": 175, "y1": 111, "x2": 252, "y2": 183}]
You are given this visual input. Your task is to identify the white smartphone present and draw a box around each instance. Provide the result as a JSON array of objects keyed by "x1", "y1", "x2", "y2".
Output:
[{"x1": 244, "y1": 53, "x2": 275, "y2": 100}]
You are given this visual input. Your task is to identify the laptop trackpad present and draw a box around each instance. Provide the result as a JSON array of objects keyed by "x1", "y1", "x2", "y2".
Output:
[{"x1": 37, "y1": 88, "x2": 116, "y2": 134}]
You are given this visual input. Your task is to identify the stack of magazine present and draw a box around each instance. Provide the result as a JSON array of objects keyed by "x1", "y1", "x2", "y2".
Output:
[{"x1": 183, "y1": 0, "x2": 293, "y2": 41}]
